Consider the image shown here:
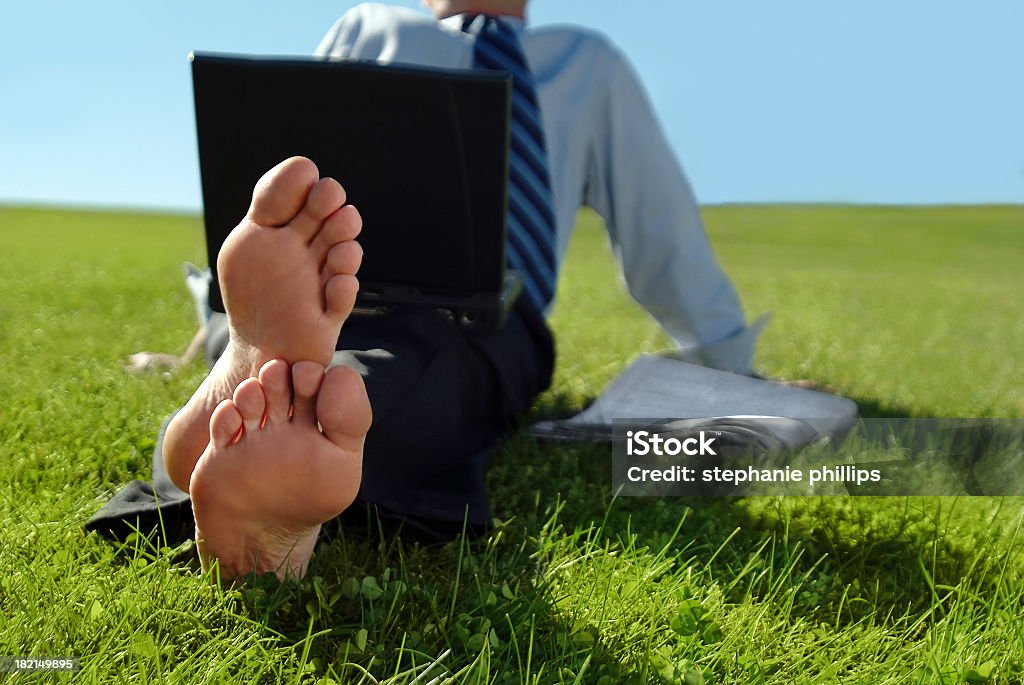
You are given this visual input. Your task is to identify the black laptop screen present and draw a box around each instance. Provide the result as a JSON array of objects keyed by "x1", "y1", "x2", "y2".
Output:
[{"x1": 191, "y1": 53, "x2": 511, "y2": 312}]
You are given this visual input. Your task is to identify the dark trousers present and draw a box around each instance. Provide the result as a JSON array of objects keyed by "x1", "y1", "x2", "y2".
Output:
[{"x1": 87, "y1": 303, "x2": 555, "y2": 543}]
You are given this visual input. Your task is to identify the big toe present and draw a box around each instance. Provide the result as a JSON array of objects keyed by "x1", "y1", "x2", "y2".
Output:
[
  {"x1": 317, "y1": 365, "x2": 372, "y2": 453},
  {"x1": 248, "y1": 156, "x2": 319, "y2": 227}
]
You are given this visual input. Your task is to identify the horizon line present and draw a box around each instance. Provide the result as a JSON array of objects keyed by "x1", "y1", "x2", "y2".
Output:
[{"x1": 3, "y1": 198, "x2": 1022, "y2": 217}]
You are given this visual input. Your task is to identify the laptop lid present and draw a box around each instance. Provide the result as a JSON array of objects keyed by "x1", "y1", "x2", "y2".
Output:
[{"x1": 190, "y1": 52, "x2": 512, "y2": 315}]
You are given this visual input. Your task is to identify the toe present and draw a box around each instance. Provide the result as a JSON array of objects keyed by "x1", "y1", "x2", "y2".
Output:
[
  {"x1": 258, "y1": 359, "x2": 292, "y2": 424},
  {"x1": 322, "y1": 241, "x2": 364, "y2": 278},
  {"x1": 233, "y1": 377, "x2": 267, "y2": 433},
  {"x1": 312, "y1": 204, "x2": 362, "y2": 260},
  {"x1": 291, "y1": 361, "x2": 325, "y2": 425},
  {"x1": 318, "y1": 365, "x2": 373, "y2": 454},
  {"x1": 248, "y1": 157, "x2": 319, "y2": 227},
  {"x1": 289, "y1": 177, "x2": 347, "y2": 241},
  {"x1": 209, "y1": 399, "x2": 243, "y2": 448},
  {"x1": 324, "y1": 274, "x2": 359, "y2": 320}
]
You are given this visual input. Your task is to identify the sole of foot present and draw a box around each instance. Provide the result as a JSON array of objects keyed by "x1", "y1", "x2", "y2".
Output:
[
  {"x1": 189, "y1": 358, "x2": 371, "y2": 582},
  {"x1": 219, "y1": 156, "x2": 363, "y2": 366}
]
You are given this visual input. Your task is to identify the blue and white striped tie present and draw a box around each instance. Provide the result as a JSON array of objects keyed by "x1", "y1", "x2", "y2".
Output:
[{"x1": 466, "y1": 15, "x2": 558, "y2": 312}]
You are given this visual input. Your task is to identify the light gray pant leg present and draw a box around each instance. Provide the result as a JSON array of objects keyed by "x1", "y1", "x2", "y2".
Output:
[{"x1": 204, "y1": 312, "x2": 230, "y2": 369}]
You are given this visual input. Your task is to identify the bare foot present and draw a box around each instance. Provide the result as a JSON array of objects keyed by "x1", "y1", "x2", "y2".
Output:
[
  {"x1": 219, "y1": 157, "x2": 363, "y2": 365},
  {"x1": 162, "y1": 157, "x2": 363, "y2": 492},
  {"x1": 190, "y1": 359, "x2": 371, "y2": 581}
]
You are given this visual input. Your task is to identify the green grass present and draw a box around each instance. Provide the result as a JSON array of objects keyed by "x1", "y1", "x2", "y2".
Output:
[{"x1": 1, "y1": 203, "x2": 1022, "y2": 683}]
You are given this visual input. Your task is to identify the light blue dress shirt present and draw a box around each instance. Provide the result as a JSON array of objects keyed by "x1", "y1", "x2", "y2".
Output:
[{"x1": 315, "y1": 3, "x2": 763, "y2": 374}]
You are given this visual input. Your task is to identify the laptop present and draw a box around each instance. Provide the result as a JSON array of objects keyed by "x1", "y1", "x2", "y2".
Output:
[{"x1": 190, "y1": 52, "x2": 521, "y2": 330}]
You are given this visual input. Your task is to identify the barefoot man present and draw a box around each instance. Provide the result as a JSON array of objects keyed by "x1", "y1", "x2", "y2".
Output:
[
  {"x1": 97, "y1": 148, "x2": 556, "y2": 581},
  {"x1": 90, "y1": 0, "x2": 762, "y2": 581}
]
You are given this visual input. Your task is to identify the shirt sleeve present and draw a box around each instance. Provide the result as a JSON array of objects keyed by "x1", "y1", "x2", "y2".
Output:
[
  {"x1": 314, "y1": 8, "x2": 363, "y2": 58},
  {"x1": 583, "y1": 47, "x2": 762, "y2": 374}
]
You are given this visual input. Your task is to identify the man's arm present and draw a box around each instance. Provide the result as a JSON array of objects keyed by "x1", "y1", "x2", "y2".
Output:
[
  {"x1": 315, "y1": 7, "x2": 364, "y2": 58},
  {"x1": 584, "y1": 48, "x2": 762, "y2": 375},
  {"x1": 314, "y1": 3, "x2": 464, "y2": 68}
]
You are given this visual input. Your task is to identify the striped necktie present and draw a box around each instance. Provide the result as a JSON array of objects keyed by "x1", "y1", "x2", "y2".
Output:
[{"x1": 464, "y1": 15, "x2": 558, "y2": 312}]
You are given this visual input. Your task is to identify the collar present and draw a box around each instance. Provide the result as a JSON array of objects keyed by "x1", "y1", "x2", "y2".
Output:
[{"x1": 441, "y1": 13, "x2": 527, "y2": 35}]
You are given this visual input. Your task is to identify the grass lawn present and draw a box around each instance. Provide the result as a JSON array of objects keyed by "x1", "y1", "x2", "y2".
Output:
[{"x1": 1, "y1": 203, "x2": 1022, "y2": 683}]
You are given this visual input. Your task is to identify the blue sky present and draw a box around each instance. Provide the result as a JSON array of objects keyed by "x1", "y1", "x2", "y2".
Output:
[{"x1": 1, "y1": 1, "x2": 1021, "y2": 210}]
